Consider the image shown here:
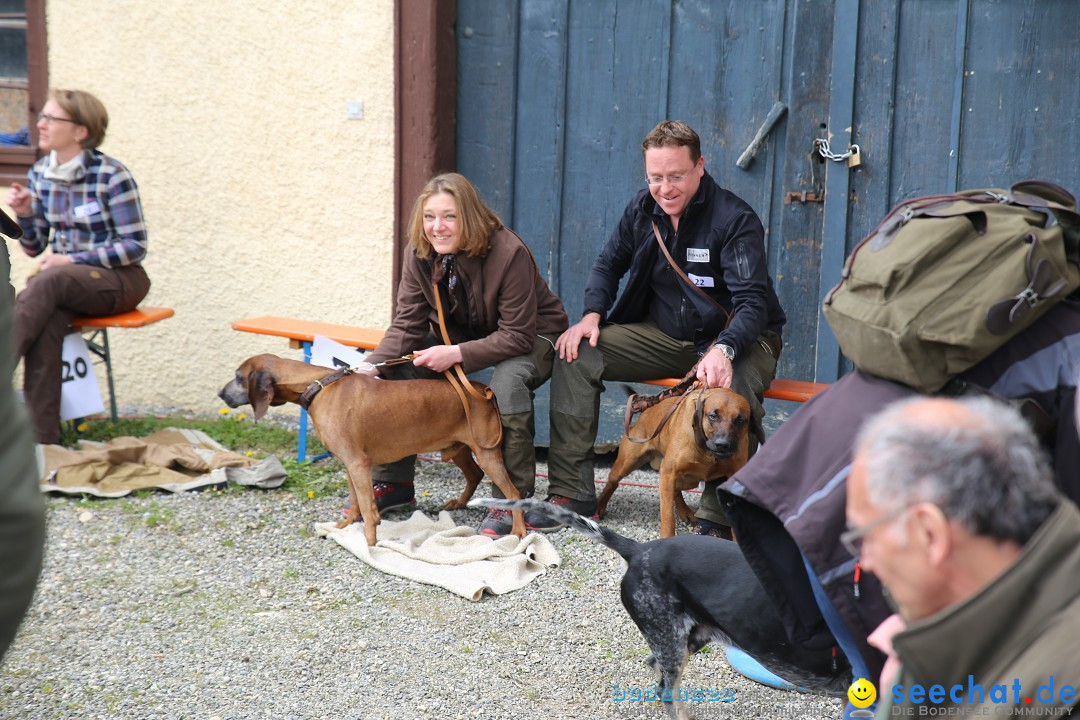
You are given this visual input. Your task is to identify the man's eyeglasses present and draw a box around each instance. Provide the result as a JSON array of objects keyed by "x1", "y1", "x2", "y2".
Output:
[
  {"x1": 645, "y1": 172, "x2": 693, "y2": 187},
  {"x1": 37, "y1": 113, "x2": 78, "y2": 125},
  {"x1": 840, "y1": 503, "x2": 919, "y2": 558}
]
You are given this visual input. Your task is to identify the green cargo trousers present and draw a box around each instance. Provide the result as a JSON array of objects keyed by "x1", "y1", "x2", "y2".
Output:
[
  {"x1": 371, "y1": 335, "x2": 557, "y2": 498},
  {"x1": 1, "y1": 244, "x2": 46, "y2": 661},
  {"x1": 548, "y1": 318, "x2": 778, "y2": 526}
]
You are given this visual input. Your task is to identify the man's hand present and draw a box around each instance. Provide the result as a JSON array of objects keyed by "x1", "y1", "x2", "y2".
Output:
[
  {"x1": 696, "y1": 346, "x2": 733, "y2": 389},
  {"x1": 555, "y1": 312, "x2": 602, "y2": 362},
  {"x1": 412, "y1": 344, "x2": 463, "y2": 373},
  {"x1": 7, "y1": 183, "x2": 33, "y2": 217}
]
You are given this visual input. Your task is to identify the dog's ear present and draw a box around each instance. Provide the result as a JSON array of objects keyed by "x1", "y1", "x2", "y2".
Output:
[
  {"x1": 751, "y1": 413, "x2": 766, "y2": 447},
  {"x1": 691, "y1": 393, "x2": 710, "y2": 448},
  {"x1": 247, "y1": 367, "x2": 275, "y2": 422}
]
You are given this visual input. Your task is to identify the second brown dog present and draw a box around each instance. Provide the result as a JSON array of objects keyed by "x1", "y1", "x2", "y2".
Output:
[
  {"x1": 596, "y1": 386, "x2": 763, "y2": 538},
  {"x1": 218, "y1": 354, "x2": 526, "y2": 545}
]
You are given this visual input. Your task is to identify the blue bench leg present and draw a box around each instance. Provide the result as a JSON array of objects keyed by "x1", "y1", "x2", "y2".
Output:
[
  {"x1": 297, "y1": 340, "x2": 332, "y2": 464},
  {"x1": 297, "y1": 341, "x2": 312, "y2": 463}
]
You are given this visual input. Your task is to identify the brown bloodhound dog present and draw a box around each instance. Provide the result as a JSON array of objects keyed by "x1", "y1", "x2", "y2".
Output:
[
  {"x1": 596, "y1": 386, "x2": 764, "y2": 538},
  {"x1": 219, "y1": 354, "x2": 525, "y2": 545}
]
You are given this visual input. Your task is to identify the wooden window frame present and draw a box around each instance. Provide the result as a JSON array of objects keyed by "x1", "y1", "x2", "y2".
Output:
[
  {"x1": 0, "y1": 0, "x2": 47, "y2": 186},
  {"x1": 393, "y1": 0, "x2": 456, "y2": 308}
]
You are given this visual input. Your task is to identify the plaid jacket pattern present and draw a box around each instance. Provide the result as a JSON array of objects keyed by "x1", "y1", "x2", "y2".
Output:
[{"x1": 18, "y1": 149, "x2": 148, "y2": 268}]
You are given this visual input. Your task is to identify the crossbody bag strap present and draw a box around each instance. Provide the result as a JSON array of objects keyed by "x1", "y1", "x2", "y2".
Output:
[
  {"x1": 652, "y1": 222, "x2": 732, "y2": 329},
  {"x1": 432, "y1": 281, "x2": 502, "y2": 449}
]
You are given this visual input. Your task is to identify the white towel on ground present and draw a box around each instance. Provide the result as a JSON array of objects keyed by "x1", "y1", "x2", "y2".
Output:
[{"x1": 314, "y1": 511, "x2": 560, "y2": 601}]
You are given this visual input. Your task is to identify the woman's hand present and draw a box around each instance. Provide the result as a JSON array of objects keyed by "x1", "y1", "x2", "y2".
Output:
[
  {"x1": 38, "y1": 254, "x2": 74, "y2": 272},
  {"x1": 412, "y1": 345, "x2": 463, "y2": 373},
  {"x1": 6, "y1": 183, "x2": 33, "y2": 217}
]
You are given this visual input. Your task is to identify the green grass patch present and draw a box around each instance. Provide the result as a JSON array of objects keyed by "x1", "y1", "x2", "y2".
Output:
[{"x1": 143, "y1": 500, "x2": 178, "y2": 529}]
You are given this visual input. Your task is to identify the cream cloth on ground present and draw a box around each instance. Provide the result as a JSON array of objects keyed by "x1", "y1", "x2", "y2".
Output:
[
  {"x1": 38, "y1": 428, "x2": 287, "y2": 496},
  {"x1": 315, "y1": 511, "x2": 560, "y2": 601}
]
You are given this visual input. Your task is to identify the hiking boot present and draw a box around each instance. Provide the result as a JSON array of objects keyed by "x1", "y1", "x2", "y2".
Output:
[
  {"x1": 694, "y1": 517, "x2": 735, "y2": 540},
  {"x1": 372, "y1": 481, "x2": 416, "y2": 512},
  {"x1": 479, "y1": 507, "x2": 515, "y2": 537},
  {"x1": 525, "y1": 494, "x2": 597, "y2": 532}
]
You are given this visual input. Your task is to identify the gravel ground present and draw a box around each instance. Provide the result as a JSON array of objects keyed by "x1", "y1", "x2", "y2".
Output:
[{"x1": 1, "y1": 412, "x2": 842, "y2": 720}]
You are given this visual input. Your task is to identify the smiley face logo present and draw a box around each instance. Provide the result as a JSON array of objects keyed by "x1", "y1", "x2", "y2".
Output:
[{"x1": 848, "y1": 678, "x2": 877, "y2": 708}]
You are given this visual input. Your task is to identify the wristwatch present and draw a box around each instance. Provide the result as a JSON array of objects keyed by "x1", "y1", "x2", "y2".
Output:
[{"x1": 713, "y1": 342, "x2": 735, "y2": 361}]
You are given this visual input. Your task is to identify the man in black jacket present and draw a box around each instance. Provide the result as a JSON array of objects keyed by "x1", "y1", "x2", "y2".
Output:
[{"x1": 538, "y1": 120, "x2": 786, "y2": 535}]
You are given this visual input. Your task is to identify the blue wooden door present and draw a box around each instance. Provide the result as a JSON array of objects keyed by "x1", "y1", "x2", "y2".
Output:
[
  {"x1": 456, "y1": 0, "x2": 1080, "y2": 444},
  {"x1": 458, "y1": 0, "x2": 823, "y2": 444}
]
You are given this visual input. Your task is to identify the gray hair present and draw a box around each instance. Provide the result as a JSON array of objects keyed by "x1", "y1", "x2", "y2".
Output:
[{"x1": 854, "y1": 396, "x2": 1059, "y2": 546}]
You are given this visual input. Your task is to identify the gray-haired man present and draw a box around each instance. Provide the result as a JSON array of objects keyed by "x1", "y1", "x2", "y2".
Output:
[{"x1": 846, "y1": 396, "x2": 1080, "y2": 717}]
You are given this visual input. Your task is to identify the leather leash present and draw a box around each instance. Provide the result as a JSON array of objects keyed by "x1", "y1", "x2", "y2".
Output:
[
  {"x1": 432, "y1": 281, "x2": 502, "y2": 449},
  {"x1": 297, "y1": 354, "x2": 419, "y2": 410},
  {"x1": 368, "y1": 354, "x2": 418, "y2": 369},
  {"x1": 622, "y1": 374, "x2": 703, "y2": 445}
]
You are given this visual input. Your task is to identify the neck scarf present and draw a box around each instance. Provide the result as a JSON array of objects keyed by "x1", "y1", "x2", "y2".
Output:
[
  {"x1": 432, "y1": 253, "x2": 460, "y2": 313},
  {"x1": 43, "y1": 150, "x2": 85, "y2": 182}
]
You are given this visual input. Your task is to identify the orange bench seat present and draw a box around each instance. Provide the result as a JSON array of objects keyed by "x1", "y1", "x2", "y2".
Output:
[{"x1": 71, "y1": 306, "x2": 175, "y2": 422}]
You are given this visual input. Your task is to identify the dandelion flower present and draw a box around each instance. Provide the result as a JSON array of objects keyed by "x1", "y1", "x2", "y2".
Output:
[
  {"x1": 307, "y1": 490, "x2": 315, "y2": 500},
  {"x1": 218, "y1": 408, "x2": 230, "y2": 416}
]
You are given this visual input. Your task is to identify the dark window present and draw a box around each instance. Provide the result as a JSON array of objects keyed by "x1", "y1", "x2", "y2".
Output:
[{"x1": 0, "y1": 0, "x2": 46, "y2": 185}]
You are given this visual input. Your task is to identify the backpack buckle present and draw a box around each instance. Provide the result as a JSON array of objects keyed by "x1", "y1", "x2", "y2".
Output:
[{"x1": 1016, "y1": 287, "x2": 1039, "y2": 307}]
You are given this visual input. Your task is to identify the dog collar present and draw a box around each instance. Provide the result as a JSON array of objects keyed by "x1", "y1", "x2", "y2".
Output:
[{"x1": 298, "y1": 367, "x2": 355, "y2": 410}]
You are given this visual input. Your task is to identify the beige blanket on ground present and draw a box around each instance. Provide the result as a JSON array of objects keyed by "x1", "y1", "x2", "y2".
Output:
[
  {"x1": 315, "y1": 511, "x2": 560, "y2": 601},
  {"x1": 38, "y1": 428, "x2": 287, "y2": 496}
]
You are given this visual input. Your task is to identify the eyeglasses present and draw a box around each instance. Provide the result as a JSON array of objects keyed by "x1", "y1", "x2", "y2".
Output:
[
  {"x1": 37, "y1": 113, "x2": 78, "y2": 125},
  {"x1": 840, "y1": 503, "x2": 919, "y2": 558},
  {"x1": 645, "y1": 171, "x2": 694, "y2": 187}
]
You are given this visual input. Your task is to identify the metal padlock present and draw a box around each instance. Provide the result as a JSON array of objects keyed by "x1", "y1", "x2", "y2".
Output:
[{"x1": 847, "y1": 145, "x2": 862, "y2": 168}]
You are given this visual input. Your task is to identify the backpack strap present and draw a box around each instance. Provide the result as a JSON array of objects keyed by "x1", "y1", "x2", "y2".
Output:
[
  {"x1": 1008, "y1": 179, "x2": 1078, "y2": 212},
  {"x1": 1008, "y1": 180, "x2": 1080, "y2": 248}
]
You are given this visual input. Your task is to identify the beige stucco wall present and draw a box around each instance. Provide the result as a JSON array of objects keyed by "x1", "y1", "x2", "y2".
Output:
[{"x1": 5, "y1": 0, "x2": 396, "y2": 418}]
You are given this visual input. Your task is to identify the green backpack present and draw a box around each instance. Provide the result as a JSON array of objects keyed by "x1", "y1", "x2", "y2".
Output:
[{"x1": 822, "y1": 180, "x2": 1080, "y2": 393}]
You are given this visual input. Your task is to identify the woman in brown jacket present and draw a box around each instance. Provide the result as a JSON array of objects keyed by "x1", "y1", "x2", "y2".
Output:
[{"x1": 364, "y1": 173, "x2": 568, "y2": 536}]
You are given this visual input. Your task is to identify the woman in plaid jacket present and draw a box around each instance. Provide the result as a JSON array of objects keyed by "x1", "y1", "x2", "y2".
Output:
[{"x1": 6, "y1": 89, "x2": 150, "y2": 444}]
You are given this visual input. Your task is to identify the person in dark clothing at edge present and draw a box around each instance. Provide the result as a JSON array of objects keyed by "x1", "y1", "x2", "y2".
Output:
[
  {"x1": 538, "y1": 120, "x2": 786, "y2": 536},
  {"x1": 717, "y1": 298, "x2": 1080, "y2": 713},
  {"x1": 0, "y1": 207, "x2": 46, "y2": 663}
]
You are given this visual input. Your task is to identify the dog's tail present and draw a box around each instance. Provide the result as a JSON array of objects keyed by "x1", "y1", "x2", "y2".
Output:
[{"x1": 468, "y1": 498, "x2": 641, "y2": 561}]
